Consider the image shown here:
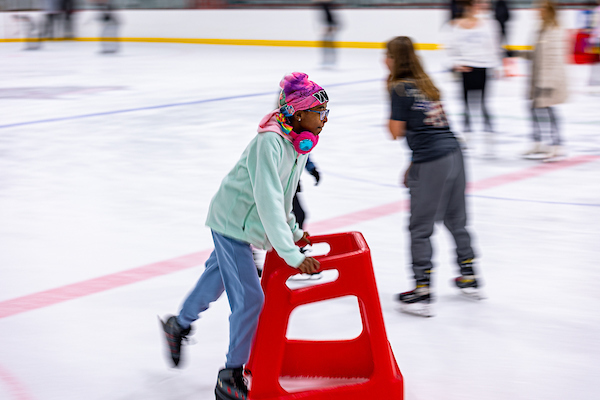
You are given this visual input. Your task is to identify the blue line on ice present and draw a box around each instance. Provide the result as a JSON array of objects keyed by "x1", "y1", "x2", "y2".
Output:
[{"x1": 0, "y1": 79, "x2": 382, "y2": 130}]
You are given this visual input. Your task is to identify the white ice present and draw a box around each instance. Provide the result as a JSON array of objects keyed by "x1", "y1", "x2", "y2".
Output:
[{"x1": 0, "y1": 40, "x2": 599, "y2": 400}]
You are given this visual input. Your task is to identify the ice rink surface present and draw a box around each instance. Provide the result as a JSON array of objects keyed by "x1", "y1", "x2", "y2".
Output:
[{"x1": 1, "y1": 40, "x2": 599, "y2": 400}]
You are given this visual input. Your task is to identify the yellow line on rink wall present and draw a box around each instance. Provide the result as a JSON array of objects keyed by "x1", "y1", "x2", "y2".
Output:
[{"x1": 0, "y1": 37, "x2": 533, "y2": 51}]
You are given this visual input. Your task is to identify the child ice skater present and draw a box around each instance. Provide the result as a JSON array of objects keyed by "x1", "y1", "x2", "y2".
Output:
[
  {"x1": 161, "y1": 72, "x2": 328, "y2": 400},
  {"x1": 385, "y1": 36, "x2": 481, "y2": 317}
]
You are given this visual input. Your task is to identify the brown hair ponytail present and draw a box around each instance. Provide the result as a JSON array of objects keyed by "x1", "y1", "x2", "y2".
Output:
[{"x1": 386, "y1": 36, "x2": 440, "y2": 101}]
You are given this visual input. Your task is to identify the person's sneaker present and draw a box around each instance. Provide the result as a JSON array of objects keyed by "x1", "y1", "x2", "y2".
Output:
[
  {"x1": 160, "y1": 315, "x2": 191, "y2": 367},
  {"x1": 542, "y1": 145, "x2": 566, "y2": 163},
  {"x1": 397, "y1": 281, "x2": 433, "y2": 317},
  {"x1": 215, "y1": 367, "x2": 249, "y2": 400}
]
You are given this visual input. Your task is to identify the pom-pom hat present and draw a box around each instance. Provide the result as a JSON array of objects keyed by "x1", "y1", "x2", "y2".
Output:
[{"x1": 278, "y1": 72, "x2": 329, "y2": 117}]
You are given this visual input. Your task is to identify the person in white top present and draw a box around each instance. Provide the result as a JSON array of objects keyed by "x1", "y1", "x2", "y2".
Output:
[
  {"x1": 447, "y1": 0, "x2": 502, "y2": 140},
  {"x1": 521, "y1": 0, "x2": 568, "y2": 160}
]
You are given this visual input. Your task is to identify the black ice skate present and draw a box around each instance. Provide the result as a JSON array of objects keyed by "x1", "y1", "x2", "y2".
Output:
[
  {"x1": 454, "y1": 259, "x2": 485, "y2": 300},
  {"x1": 397, "y1": 282, "x2": 434, "y2": 317},
  {"x1": 215, "y1": 367, "x2": 249, "y2": 400},
  {"x1": 160, "y1": 315, "x2": 191, "y2": 367}
]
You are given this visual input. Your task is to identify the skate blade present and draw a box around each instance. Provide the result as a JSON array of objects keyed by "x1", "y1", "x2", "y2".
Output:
[
  {"x1": 523, "y1": 153, "x2": 550, "y2": 160},
  {"x1": 399, "y1": 302, "x2": 434, "y2": 318},
  {"x1": 542, "y1": 156, "x2": 566, "y2": 163},
  {"x1": 459, "y1": 287, "x2": 486, "y2": 301}
]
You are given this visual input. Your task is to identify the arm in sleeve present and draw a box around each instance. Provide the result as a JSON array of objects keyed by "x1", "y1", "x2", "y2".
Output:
[
  {"x1": 305, "y1": 155, "x2": 316, "y2": 173},
  {"x1": 445, "y1": 25, "x2": 462, "y2": 67},
  {"x1": 304, "y1": 155, "x2": 320, "y2": 184},
  {"x1": 390, "y1": 84, "x2": 411, "y2": 122},
  {"x1": 247, "y1": 134, "x2": 305, "y2": 268},
  {"x1": 388, "y1": 84, "x2": 410, "y2": 139}
]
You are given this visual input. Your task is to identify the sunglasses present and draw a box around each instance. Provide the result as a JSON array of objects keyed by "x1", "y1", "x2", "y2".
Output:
[{"x1": 306, "y1": 109, "x2": 330, "y2": 121}]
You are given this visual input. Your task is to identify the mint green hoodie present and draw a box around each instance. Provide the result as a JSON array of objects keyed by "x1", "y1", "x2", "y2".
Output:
[{"x1": 205, "y1": 115, "x2": 308, "y2": 268}]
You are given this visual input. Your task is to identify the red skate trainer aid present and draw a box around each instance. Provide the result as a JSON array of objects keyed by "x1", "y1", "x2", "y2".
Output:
[{"x1": 246, "y1": 231, "x2": 403, "y2": 400}]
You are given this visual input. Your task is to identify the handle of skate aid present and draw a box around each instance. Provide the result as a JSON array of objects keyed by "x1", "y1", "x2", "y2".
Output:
[{"x1": 286, "y1": 231, "x2": 368, "y2": 280}]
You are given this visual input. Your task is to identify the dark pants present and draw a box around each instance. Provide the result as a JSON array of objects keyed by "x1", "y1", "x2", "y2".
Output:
[
  {"x1": 292, "y1": 193, "x2": 305, "y2": 229},
  {"x1": 407, "y1": 149, "x2": 475, "y2": 283},
  {"x1": 42, "y1": 13, "x2": 58, "y2": 39},
  {"x1": 100, "y1": 19, "x2": 120, "y2": 53},
  {"x1": 531, "y1": 106, "x2": 560, "y2": 146},
  {"x1": 462, "y1": 67, "x2": 492, "y2": 132},
  {"x1": 322, "y1": 26, "x2": 336, "y2": 66}
]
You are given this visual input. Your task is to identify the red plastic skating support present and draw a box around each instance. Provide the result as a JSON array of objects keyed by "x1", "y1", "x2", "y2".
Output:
[{"x1": 246, "y1": 231, "x2": 403, "y2": 400}]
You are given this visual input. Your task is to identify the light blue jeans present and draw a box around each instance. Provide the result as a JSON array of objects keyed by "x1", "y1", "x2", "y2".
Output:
[{"x1": 177, "y1": 230, "x2": 265, "y2": 369}]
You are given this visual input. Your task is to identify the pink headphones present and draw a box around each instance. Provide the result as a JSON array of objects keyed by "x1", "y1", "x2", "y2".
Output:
[
  {"x1": 288, "y1": 131, "x2": 319, "y2": 154},
  {"x1": 279, "y1": 105, "x2": 319, "y2": 154}
]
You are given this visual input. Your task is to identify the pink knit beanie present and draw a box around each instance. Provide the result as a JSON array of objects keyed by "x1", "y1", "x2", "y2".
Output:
[{"x1": 278, "y1": 72, "x2": 328, "y2": 117}]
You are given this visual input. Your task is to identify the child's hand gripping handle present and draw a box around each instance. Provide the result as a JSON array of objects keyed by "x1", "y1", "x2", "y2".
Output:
[{"x1": 296, "y1": 232, "x2": 320, "y2": 274}]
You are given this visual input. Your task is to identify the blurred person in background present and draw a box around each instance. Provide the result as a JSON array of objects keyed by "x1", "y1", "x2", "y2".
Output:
[
  {"x1": 96, "y1": 0, "x2": 120, "y2": 54},
  {"x1": 450, "y1": 0, "x2": 465, "y2": 23},
  {"x1": 316, "y1": 0, "x2": 339, "y2": 67},
  {"x1": 42, "y1": 0, "x2": 61, "y2": 40},
  {"x1": 292, "y1": 156, "x2": 320, "y2": 231},
  {"x1": 446, "y1": 0, "x2": 502, "y2": 156},
  {"x1": 520, "y1": 0, "x2": 568, "y2": 161},
  {"x1": 12, "y1": 13, "x2": 42, "y2": 50},
  {"x1": 494, "y1": 0, "x2": 511, "y2": 57},
  {"x1": 62, "y1": 0, "x2": 75, "y2": 39},
  {"x1": 386, "y1": 36, "x2": 481, "y2": 317}
]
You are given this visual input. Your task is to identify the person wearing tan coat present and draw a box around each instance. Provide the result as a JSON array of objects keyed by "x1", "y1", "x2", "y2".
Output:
[{"x1": 523, "y1": 0, "x2": 568, "y2": 160}]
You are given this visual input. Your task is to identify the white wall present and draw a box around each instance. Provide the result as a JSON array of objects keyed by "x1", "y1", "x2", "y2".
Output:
[{"x1": 1, "y1": 8, "x2": 586, "y2": 48}]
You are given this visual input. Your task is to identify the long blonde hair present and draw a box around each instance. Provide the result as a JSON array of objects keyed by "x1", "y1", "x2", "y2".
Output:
[
  {"x1": 386, "y1": 36, "x2": 440, "y2": 101},
  {"x1": 540, "y1": 0, "x2": 559, "y2": 30}
]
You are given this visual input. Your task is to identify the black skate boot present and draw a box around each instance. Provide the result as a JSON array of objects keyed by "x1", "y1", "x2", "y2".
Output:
[
  {"x1": 160, "y1": 315, "x2": 191, "y2": 367},
  {"x1": 215, "y1": 367, "x2": 249, "y2": 400},
  {"x1": 397, "y1": 280, "x2": 433, "y2": 317},
  {"x1": 454, "y1": 259, "x2": 484, "y2": 300}
]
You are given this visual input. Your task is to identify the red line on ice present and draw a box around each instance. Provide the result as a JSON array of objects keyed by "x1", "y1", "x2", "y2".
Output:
[
  {"x1": 0, "y1": 154, "x2": 597, "y2": 319},
  {"x1": 0, "y1": 364, "x2": 35, "y2": 400},
  {"x1": 0, "y1": 251, "x2": 211, "y2": 319}
]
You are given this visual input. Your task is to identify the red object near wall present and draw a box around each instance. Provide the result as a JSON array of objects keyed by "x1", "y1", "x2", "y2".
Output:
[
  {"x1": 572, "y1": 30, "x2": 600, "y2": 64},
  {"x1": 246, "y1": 231, "x2": 404, "y2": 400}
]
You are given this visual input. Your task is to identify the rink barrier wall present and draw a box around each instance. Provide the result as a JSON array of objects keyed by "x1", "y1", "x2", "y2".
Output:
[
  {"x1": 0, "y1": 36, "x2": 536, "y2": 51},
  {"x1": 0, "y1": 8, "x2": 583, "y2": 49},
  {"x1": 2, "y1": 36, "x2": 445, "y2": 50}
]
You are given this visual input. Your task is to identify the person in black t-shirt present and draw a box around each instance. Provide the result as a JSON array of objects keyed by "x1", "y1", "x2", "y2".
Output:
[{"x1": 386, "y1": 36, "x2": 482, "y2": 316}]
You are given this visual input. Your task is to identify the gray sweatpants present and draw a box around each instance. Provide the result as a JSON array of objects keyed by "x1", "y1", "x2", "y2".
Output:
[{"x1": 407, "y1": 148, "x2": 474, "y2": 283}]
